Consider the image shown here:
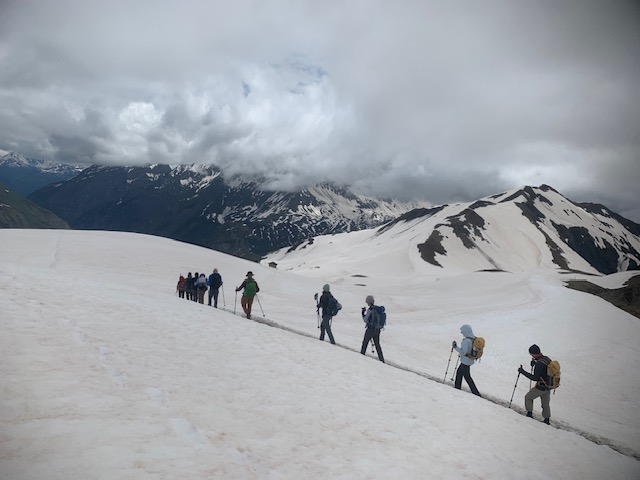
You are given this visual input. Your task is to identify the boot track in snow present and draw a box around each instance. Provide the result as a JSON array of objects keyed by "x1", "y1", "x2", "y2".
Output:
[{"x1": 212, "y1": 304, "x2": 640, "y2": 462}]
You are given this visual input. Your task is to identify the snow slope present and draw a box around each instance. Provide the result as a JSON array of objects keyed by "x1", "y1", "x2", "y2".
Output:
[
  {"x1": 1, "y1": 230, "x2": 639, "y2": 479},
  {"x1": 266, "y1": 185, "x2": 640, "y2": 276}
]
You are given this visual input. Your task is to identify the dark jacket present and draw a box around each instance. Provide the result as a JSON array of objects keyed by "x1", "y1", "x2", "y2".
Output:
[
  {"x1": 317, "y1": 291, "x2": 334, "y2": 319},
  {"x1": 521, "y1": 355, "x2": 552, "y2": 391},
  {"x1": 208, "y1": 273, "x2": 222, "y2": 289}
]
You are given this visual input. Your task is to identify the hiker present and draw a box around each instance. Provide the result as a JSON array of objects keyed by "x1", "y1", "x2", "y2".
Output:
[
  {"x1": 207, "y1": 268, "x2": 223, "y2": 308},
  {"x1": 518, "y1": 344, "x2": 552, "y2": 424},
  {"x1": 191, "y1": 272, "x2": 200, "y2": 302},
  {"x1": 316, "y1": 284, "x2": 337, "y2": 344},
  {"x1": 452, "y1": 324, "x2": 482, "y2": 397},
  {"x1": 360, "y1": 295, "x2": 385, "y2": 363},
  {"x1": 177, "y1": 274, "x2": 186, "y2": 298},
  {"x1": 236, "y1": 271, "x2": 259, "y2": 319},
  {"x1": 185, "y1": 272, "x2": 195, "y2": 301},
  {"x1": 195, "y1": 273, "x2": 207, "y2": 304}
]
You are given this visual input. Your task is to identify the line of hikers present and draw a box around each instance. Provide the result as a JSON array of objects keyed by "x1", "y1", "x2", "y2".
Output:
[
  {"x1": 318, "y1": 286, "x2": 559, "y2": 425},
  {"x1": 447, "y1": 325, "x2": 559, "y2": 425},
  {"x1": 176, "y1": 275, "x2": 559, "y2": 425},
  {"x1": 176, "y1": 270, "x2": 260, "y2": 318},
  {"x1": 316, "y1": 285, "x2": 386, "y2": 362},
  {"x1": 177, "y1": 270, "x2": 224, "y2": 306}
]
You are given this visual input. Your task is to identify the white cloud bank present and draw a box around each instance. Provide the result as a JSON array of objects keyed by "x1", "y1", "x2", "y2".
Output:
[{"x1": 0, "y1": 0, "x2": 639, "y2": 220}]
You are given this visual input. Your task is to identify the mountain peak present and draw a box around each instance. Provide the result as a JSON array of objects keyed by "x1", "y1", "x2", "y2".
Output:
[{"x1": 268, "y1": 185, "x2": 640, "y2": 275}]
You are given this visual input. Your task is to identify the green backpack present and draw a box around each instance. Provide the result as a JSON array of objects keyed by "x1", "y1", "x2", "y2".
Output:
[{"x1": 244, "y1": 279, "x2": 257, "y2": 297}]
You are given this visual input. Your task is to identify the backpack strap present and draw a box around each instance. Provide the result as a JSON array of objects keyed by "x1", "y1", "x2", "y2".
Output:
[{"x1": 464, "y1": 336, "x2": 475, "y2": 358}]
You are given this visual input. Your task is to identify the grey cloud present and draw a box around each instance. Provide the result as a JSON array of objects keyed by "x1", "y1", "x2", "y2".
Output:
[{"x1": 1, "y1": 0, "x2": 639, "y2": 221}]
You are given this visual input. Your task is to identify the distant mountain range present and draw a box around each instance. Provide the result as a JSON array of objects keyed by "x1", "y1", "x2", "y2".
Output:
[
  {"x1": 0, "y1": 152, "x2": 84, "y2": 196},
  {"x1": 27, "y1": 163, "x2": 422, "y2": 260},
  {"x1": 6, "y1": 151, "x2": 639, "y2": 272},
  {"x1": 0, "y1": 183, "x2": 69, "y2": 229},
  {"x1": 266, "y1": 185, "x2": 640, "y2": 275}
]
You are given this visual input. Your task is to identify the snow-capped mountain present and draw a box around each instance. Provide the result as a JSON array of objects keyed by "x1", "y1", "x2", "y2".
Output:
[
  {"x1": 0, "y1": 151, "x2": 84, "y2": 196},
  {"x1": 28, "y1": 164, "x2": 423, "y2": 260},
  {"x1": 265, "y1": 185, "x2": 640, "y2": 275}
]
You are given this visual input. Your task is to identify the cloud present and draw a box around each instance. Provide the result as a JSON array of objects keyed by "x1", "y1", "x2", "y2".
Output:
[{"x1": 1, "y1": 0, "x2": 639, "y2": 221}]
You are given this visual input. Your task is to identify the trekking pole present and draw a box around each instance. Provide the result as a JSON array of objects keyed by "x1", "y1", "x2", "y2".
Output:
[
  {"x1": 222, "y1": 286, "x2": 226, "y2": 307},
  {"x1": 508, "y1": 368, "x2": 521, "y2": 408},
  {"x1": 314, "y1": 293, "x2": 320, "y2": 328},
  {"x1": 370, "y1": 339, "x2": 375, "y2": 354},
  {"x1": 234, "y1": 290, "x2": 238, "y2": 315},
  {"x1": 255, "y1": 293, "x2": 265, "y2": 317},
  {"x1": 450, "y1": 357, "x2": 459, "y2": 382},
  {"x1": 443, "y1": 347, "x2": 454, "y2": 383}
]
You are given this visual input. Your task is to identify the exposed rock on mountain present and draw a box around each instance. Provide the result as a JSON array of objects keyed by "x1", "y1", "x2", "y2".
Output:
[
  {"x1": 268, "y1": 185, "x2": 640, "y2": 275},
  {"x1": 28, "y1": 164, "x2": 420, "y2": 260}
]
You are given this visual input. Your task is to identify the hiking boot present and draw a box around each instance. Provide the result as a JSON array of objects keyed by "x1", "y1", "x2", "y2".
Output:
[
  {"x1": 526, "y1": 411, "x2": 533, "y2": 418},
  {"x1": 543, "y1": 418, "x2": 550, "y2": 425}
]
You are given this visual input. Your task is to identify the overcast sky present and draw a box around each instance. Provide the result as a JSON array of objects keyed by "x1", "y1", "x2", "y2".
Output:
[{"x1": 1, "y1": 1, "x2": 638, "y2": 221}]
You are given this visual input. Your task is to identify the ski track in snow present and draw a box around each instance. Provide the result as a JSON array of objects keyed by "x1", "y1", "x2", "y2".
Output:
[{"x1": 216, "y1": 305, "x2": 640, "y2": 462}]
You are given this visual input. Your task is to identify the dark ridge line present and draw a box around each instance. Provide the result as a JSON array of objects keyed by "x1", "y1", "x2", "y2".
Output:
[{"x1": 204, "y1": 301, "x2": 639, "y2": 461}]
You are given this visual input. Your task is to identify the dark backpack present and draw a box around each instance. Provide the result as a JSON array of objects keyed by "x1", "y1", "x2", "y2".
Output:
[
  {"x1": 327, "y1": 296, "x2": 342, "y2": 317},
  {"x1": 209, "y1": 273, "x2": 222, "y2": 289},
  {"x1": 368, "y1": 305, "x2": 386, "y2": 329}
]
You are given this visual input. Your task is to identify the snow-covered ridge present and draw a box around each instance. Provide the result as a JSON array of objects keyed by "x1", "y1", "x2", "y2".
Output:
[
  {"x1": 265, "y1": 185, "x2": 640, "y2": 276},
  {"x1": 0, "y1": 151, "x2": 83, "y2": 174}
]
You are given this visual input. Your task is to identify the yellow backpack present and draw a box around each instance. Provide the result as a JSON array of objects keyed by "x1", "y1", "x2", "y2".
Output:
[
  {"x1": 546, "y1": 360, "x2": 561, "y2": 391},
  {"x1": 466, "y1": 337, "x2": 485, "y2": 360}
]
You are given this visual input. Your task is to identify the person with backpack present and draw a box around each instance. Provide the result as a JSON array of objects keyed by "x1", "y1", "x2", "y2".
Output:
[
  {"x1": 177, "y1": 274, "x2": 186, "y2": 298},
  {"x1": 316, "y1": 284, "x2": 339, "y2": 344},
  {"x1": 452, "y1": 324, "x2": 482, "y2": 397},
  {"x1": 518, "y1": 344, "x2": 552, "y2": 424},
  {"x1": 360, "y1": 295, "x2": 385, "y2": 363},
  {"x1": 235, "y1": 271, "x2": 259, "y2": 319},
  {"x1": 207, "y1": 268, "x2": 223, "y2": 308},
  {"x1": 185, "y1": 272, "x2": 195, "y2": 301},
  {"x1": 195, "y1": 273, "x2": 208, "y2": 304}
]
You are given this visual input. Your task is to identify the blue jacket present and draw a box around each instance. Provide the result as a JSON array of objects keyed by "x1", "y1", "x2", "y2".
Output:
[{"x1": 454, "y1": 324, "x2": 476, "y2": 366}]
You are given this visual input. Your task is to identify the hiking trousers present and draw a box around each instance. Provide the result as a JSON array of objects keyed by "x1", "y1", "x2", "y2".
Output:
[
  {"x1": 454, "y1": 363, "x2": 481, "y2": 396},
  {"x1": 525, "y1": 387, "x2": 551, "y2": 419},
  {"x1": 360, "y1": 327, "x2": 384, "y2": 362},
  {"x1": 320, "y1": 316, "x2": 335, "y2": 344},
  {"x1": 208, "y1": 288, "x2": 220, "y2": 307}
]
